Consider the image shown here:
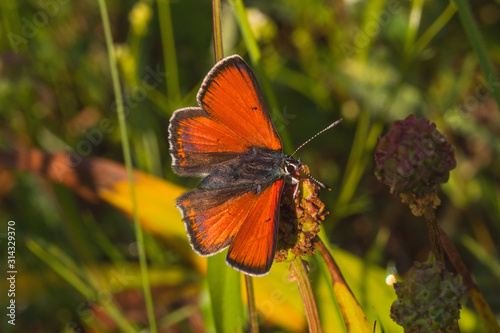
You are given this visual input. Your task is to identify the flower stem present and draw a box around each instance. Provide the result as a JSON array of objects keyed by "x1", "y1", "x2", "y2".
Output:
[
  {"x1": 291, "y1": 257, "x2": 322, "y2": 333},
  {"x1": 245, "y1": 275, "x2": 259, "y2": 333},
  {"x1": 422, "y1": 205, "x2": 445, "y2": 264},
  {"x1": 439, "y1": 226, "x2": 500, "y2": 332},
  {"x1": 212, "y1": 0, "x2": 223, "y2": 62}
]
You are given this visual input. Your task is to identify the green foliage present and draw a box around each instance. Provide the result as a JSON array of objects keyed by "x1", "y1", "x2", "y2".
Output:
[
  {"x1": 207, "y1": 252, "x2": 244, "y2": 333},
  {"x1": 1, "y1": 0, "x2": 499, "y2": 332}
]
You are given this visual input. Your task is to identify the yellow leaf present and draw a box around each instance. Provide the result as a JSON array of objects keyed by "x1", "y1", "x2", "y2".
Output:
[{"x1": 99, "y1": 172, "x2": 207, "y2": 273}]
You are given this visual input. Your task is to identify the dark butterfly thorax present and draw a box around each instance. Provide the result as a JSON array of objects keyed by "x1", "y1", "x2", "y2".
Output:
[{"x1": 197, "y1": 146, "x2": 301, "y2": 194}]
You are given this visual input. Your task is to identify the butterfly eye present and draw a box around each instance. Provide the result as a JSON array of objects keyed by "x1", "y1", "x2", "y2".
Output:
[{"x1": 286, "y1": 164, "x2": 297, "y2": 174}]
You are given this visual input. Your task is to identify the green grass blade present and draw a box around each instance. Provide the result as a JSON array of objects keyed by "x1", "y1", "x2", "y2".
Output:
[
  {"x1": 337, "y1": 111, "x2": 371, "y2": 208},
  {"x1": 97, "y1": 0, "x2": 157, "y2": 331},
  {"x1": 403, "y1": 0, "x2": 423, "y2": 60},
  {"x1": 226, "y1": 0, "x2": 261, "y2": 64},
  {"x1": 452, "y1": 0, "x2": 500, "y2": 109},
  {"x1": 82, "y1": 213, "x2": 127, "y2": 265},
  {"x1": 207, "y1": 251, "x2": 244, "y2": 333},
  {"x1": 26, "y1": 238, "x2": 137, "y2": 333},
  {"x1": 461, "y1": 235, "x2": 500, "y2": 281},
  {"x1": 413, "y1": 3, "x2": 457, "y2": 57},
  {"x1": 157, "y1": 0, "x2": 180, "y2": 107},
  {"x1": 356, "y1": 0, "x2": 387, "y2": 62}
]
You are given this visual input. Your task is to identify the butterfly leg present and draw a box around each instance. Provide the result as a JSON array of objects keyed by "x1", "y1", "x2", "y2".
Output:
[{"x1": 286, "y1": 174, "x2": 301, "y2": 199}]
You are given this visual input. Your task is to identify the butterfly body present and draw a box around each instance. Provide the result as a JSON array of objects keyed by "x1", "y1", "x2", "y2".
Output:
[
  {"x1": 197, "y1": 147, "x2": 298, "y2": 191},
  {"x1": 169, "y1": 55, "x2": 299, "y2": 276}
]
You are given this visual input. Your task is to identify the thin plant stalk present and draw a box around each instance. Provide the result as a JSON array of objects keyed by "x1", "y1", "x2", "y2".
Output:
[
  {"x1": 291, "y1": 257, "x2": 322, "y2": 333},
  {"x1": 97, "y1": 0, "x2": 157, "y2": 331},
  {"x1": 423, "y1": 206, "x2": 445, "y2": 264},
  {"x1": 226, "y1": 0, "x2": 261, "y2": 64},
  {"x1": 157, "y1": 0, "x2": 180, "y2": 105},
  {"x1": 412, "y1": 3, "x2": 457, "y2": 57},
  {"x1": 212, "y1": 0, "x2": 223, "y2": 61},
  {"x1": 337, "y1": 111, "x2": 371, "y2": 208},
  {"x1": 27, "y1": 238, "x2": 137, "y2": 333},
  {"x1": 439, "y1": 226, "x2": 500, "y2": 332},
  {"x1": 403, "y1": 0, "x2": 423, "y2": 60},
  {"x1": 453, "y1": 0, "x2": 500, "y2": 109},
  {"x1": 245, "y1": 275, "x2": 259, "y2": 333}
]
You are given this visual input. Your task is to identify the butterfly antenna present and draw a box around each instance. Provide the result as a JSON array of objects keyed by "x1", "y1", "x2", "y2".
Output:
[
  {"x1": 290, "y1": 118, "x2": 343, "y2": 157},
  {"x1": 300, "y1": 165, "x2": 332, "y2": 191}
]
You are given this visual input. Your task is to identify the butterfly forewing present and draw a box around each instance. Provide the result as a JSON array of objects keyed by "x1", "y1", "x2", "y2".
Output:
[
  {"x1": 198, "y1": 56, "x2": 282, "y2": 152},
  {"x1": 169, "y1": 55, "x2": 282, "y2": 177},
  {"x1": 169, "y1": 107, "x2": 247, "y2": 176}
]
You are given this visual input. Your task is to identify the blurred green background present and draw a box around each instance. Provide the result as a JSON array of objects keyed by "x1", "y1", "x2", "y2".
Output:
[{"x1": 1, "y1": 0, "x2": 499, "y2": 332}]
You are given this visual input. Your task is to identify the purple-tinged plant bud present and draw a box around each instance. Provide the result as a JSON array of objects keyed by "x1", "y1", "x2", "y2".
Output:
[
  {"x1": 374, "y1": 115, "x2": 456, "y2": 215},
  {"x1": 391, "y1": 256, "x2": 465, "y2": 332}
]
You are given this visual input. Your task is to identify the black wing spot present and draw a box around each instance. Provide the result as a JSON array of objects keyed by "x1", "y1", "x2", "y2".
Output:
[{"x1": 251, "y1": 106, "x2": 258, "y2": 110}]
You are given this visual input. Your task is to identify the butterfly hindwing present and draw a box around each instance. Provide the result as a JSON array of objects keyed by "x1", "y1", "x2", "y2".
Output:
[
  {"x1": 176, "y1": 185, "x2": 256, "y2": 256},
  {"x1": 176, "y1": 179, "x2": 284, "y2": 276},
  {"x1": 226, "y1": 179, "x2": 284, "y2": 276}
]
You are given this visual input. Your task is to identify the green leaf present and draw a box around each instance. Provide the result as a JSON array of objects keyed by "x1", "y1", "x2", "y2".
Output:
[{"x1": 207, "y1": 251, "x2": 244, "y2": 333}]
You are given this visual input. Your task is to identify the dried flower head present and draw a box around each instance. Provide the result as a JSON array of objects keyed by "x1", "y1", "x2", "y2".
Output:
[
  {"x1": 391, "y1": 256, "x2": 466, "y2": 332},
  {"x1": 374, "y1": 115, "x2": 456, "y2": 215},
  {"x1": 275, "y1": 165, "x2": 328, "y2": 262}
]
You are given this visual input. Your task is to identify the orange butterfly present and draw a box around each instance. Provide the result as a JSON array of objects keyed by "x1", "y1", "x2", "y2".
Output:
[{"x1": 169, "y1": 55, "x2": 338, "y2": 276}]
